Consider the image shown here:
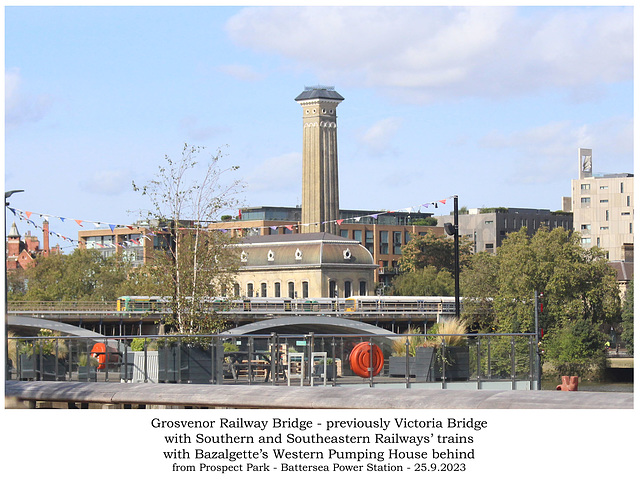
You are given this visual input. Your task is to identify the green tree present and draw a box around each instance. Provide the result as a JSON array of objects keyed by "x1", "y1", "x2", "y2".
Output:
[
  {"x1": 391, "y1": 266, "x2": 454, "y2": 296},
  {"x1": 398, "y1": 230, "x2": 472, "y2": 274},
  {"x1": 461, "y1": 227, "x2": 621, "y2": 377},
  {"x1": 14, "y1": 249, "x2": 134, "y2": 301},
  {"x1": 620, "y1": 280, "x2": 633, "y2": 355},
  {"x1": 460, "y1": 252, "x2": 498, "y2": 332},
  {"x1": 133, "y1": 144, "x2": 243, "y2": 334}
]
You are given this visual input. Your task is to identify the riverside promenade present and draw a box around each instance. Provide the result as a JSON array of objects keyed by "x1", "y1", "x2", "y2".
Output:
[{"x1": 5, "y1": 381, "x2": 633, "y2": 409}]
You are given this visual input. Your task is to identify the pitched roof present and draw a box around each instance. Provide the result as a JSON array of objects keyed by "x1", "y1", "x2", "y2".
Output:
[{"x1": 295, "y1": 87, "x2": 344, "y2": 102}]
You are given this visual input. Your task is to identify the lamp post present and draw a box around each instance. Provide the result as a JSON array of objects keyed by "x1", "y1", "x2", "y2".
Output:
[
  {"x1": 5, "y1": 189, "x2": 24, "y2": 378},
  {"x1": 444, "y1": 195, "x2": 460, "y2": 318}
]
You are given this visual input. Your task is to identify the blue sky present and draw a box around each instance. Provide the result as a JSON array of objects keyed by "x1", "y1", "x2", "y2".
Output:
[{"x1": 4, "y1": 5, "x2": 634, "y2": 249}]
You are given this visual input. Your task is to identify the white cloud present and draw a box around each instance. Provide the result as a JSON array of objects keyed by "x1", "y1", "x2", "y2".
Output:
[
  {"x1": 225, "y1": 6, "x2": 632, "y2": 102},
  {"x1": 479, "y1": 116, "x2": 633, "y2": 184},
  {"x1": 358, "y1": 117, "x2": 403, "y2": 156},
  {"x1": 5, "y1": 68, "x2": 52, "y2": 127}
]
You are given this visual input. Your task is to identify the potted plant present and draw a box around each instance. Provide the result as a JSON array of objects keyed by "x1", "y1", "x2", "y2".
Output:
[
  {"x1": 77, "y1": 353, "x2": 99, "y2": 382},
  {"x1": 123, "y1": 338, "x2": 159, "y2": 382},
  {"x1": 158, "y1": 336, "x2": 220, "y2": 384},
  {"x1": 389, "y1": 328, "x2": 436, "y2": 379},
  {"x1": 430, "y1": 318, "x2": 470, "y2": 381},
  {"x1": 313, "y1": 357, "x2": 339, "y2": 380},
  {"x1": 17, "y1": 329, "x2": 68, "y2": 381}
]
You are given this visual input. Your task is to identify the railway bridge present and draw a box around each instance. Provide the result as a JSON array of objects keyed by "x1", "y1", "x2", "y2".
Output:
[{"x1": 8, "y1": 299, "x2": 454, "y2": 336}]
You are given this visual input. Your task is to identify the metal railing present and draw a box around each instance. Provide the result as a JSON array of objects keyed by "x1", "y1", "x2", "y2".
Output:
[{"x1": 6, "y1": 332, "x2": 540, "y2": 390}]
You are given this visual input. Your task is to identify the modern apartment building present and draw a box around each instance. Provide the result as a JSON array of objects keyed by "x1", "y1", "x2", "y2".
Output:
[
  {"x1": 436, "y1": 208, "x2": 573, "y2": 254},
  {"x1": 570, "y1": 148, "x2": 634, "y2": 261}
]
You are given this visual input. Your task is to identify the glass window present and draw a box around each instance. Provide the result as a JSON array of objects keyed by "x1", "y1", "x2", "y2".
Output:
[
  {"x1": 344, "y1": 281, "x2": 352, "y2": 298},
  {"x1": 288, "y1": 282, "x2": 295, "y2": 298},
  {"x1": 365, "y1": 231, "x2": 374, "y2": 253},
  {"x1": 302, "y1": 281, "x2": 309, "y2": 298},
  {"x1": 581, "y1": 198, "x2": 591, "y2": 207},
  {"x1": 247, "y1": 283, "x2": 254, "y2": 297},
  {"x1": 234, "y1": 283, "x2": 240, "y2": 297},
  {"x1": 352, "y1": 230, "x2": 362, "y2": 243},
  {"x1": 274, "y1": 282, "x2": 281, "y2": 298},
  {"x1": 359, "y1": 281, "x2": 367, "y2": 296},
  {"x1": 581, "y1": 184, "x2": 591, "y2": 190},
  {"x1": 340, "y1": 230, "x2": 349, "y2": 238},
  {"x1": 261, "y1": 282, "x2": 267, "y2": 298},
  {"x1": 393, "y1": 231, "x2": 402, "y2": 255},
  {"x1": 380, "y1": 231, "x2": 389, "y2": 255}
]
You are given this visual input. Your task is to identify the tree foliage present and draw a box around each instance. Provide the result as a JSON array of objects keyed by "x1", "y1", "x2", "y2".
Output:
[
  {"x1": 8, "y1": 249, "x2": 136, "y2": 301},
  {"x1": 391, "y1": 266, "x2": 454, "y2": 296},
  {"x1": 133, "y1": 144, "x2": 244, "y2": 334},
  {"x1": 620, "y1": 280, "x2": 634, "y2": 355},
  {"x1": 461, "y1": 227, "x2": 621, "y2": 376},
  {"x1": 398, "y1": 231, "x2": 473, "y2": 274}
]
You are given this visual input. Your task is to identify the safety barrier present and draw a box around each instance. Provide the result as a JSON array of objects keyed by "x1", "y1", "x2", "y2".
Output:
[{"x1": 8, "y1": 331, "x2": 541, "y2": 390}]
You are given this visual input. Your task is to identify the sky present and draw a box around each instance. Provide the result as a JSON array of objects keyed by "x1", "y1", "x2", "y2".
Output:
[{"x1": 3, "y1": 4, "x2": 635, "y2": 250}]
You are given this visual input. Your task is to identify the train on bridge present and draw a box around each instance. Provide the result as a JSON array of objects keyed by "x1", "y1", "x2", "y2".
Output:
[{"x1": 115, "y1": 295, "x2": 459, "y2": 315}]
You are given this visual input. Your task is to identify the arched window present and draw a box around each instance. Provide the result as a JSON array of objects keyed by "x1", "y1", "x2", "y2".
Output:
[
  {"x1": 344, "y1": 281, "x2": 352, "y2": 298},
  {"x1": 288, "y1": 281, "x2": 295, "y2": 298}
]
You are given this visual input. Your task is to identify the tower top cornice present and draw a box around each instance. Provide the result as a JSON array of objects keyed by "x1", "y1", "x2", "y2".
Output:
[{"x1": 295, "y1": 86, "x2": 344, "y2": 103}]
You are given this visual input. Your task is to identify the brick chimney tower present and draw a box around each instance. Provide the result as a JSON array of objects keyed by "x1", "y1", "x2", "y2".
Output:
[
  {"x1": 295, "y1": 86, "x2": 343, "y2": 234},
  {"x1": 42, "y1": 219, "x2": 50, "y2": 257}
]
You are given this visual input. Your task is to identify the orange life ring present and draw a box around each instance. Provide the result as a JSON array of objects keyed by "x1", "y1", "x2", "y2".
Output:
[
  {"x1": 90, "y1": 342, "x2": 119, "y2": 370},
  {"x1": 349, "y1": 342, "x2": 383, "y2": 378}
]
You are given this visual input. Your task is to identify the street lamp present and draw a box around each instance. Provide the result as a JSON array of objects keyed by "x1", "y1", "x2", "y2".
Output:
[
  {"x1": 5, "y1": 189, "x2": 24, "y2": 378},
  {"x1": 444, "y1": 195, "x2": 460, "y2": 318}
]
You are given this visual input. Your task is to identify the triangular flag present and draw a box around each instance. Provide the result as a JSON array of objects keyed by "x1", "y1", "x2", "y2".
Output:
[
  {"x1": 439, "y1": 199, "x2": 447, "y2": 204},
  {"x1": 75, "y1": 219, "x2": 83, "y2": 226},
  {"x1": 109, "y1": 224, "x2": 115, "y2": 232},
  {"x1": 336, "y1": 219, "x2": 344, "y2": 225},
  {"x1": 25, "y1": 211, "x2": 32, "y2": 219},
  {"x1": 59, "y1": 217, "x2": 65, "y2": 222}
]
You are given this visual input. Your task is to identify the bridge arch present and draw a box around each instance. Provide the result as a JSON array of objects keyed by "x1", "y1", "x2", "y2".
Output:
[{"x1": 221, "y1": 316, "x2": 395, "y2": 336}]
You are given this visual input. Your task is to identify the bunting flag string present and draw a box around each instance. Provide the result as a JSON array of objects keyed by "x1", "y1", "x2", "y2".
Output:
[{"x1": 7, "y1": 196, "x2": 455, "y2": 248}]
